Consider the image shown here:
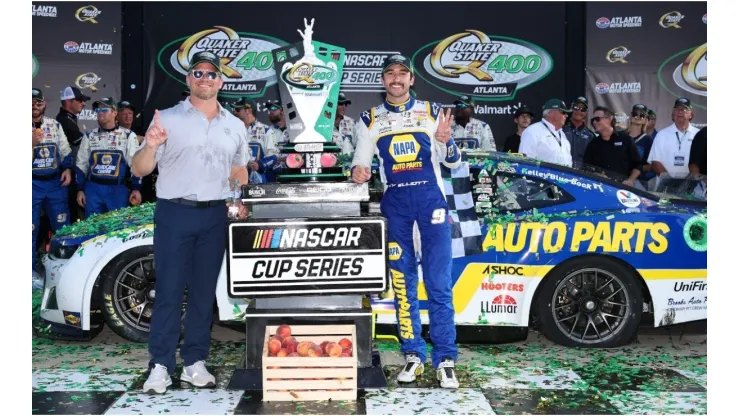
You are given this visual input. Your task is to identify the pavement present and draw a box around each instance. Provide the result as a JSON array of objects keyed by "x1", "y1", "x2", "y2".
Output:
[{"x1": 32, "y1": 319, "x2": 707, "y2": 415}]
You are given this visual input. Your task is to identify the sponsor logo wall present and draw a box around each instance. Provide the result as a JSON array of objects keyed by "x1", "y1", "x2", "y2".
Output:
[
  {"x1": 32, "y1": 2, "x2": 121, "y2": 130},
  {"x1": 586, "y1": 3, "x2": 707, "y2": 130},
  {"x1": 140, "y1": 2, "x2": 568, "y2": 147}
]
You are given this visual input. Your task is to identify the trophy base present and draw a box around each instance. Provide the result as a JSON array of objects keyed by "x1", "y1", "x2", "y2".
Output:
[{"x1": 277, "y1": 166, "x2": 346, "y2": 183}]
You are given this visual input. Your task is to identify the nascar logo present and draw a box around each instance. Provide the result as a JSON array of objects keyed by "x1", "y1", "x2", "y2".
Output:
[{"x1": 253, "y1": 227, "x2": 362, "y2": 249}]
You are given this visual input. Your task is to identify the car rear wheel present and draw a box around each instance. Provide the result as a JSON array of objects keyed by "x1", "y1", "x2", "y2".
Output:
[
  {"x1": 536, "y1": 256, "x2": 643, "y2": 348},
  {"x1": 99, "y1": 246, "x2": 186, "y2": 343}
]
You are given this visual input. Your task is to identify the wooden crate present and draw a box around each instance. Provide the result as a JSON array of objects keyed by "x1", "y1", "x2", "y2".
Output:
[{"x1": 262, "y1": 324, "x2": 357, "y2": 402}]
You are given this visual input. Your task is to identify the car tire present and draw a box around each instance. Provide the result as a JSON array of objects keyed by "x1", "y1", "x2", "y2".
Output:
[
  {"x1": 99, "y1": 246, "x2": 186, "y2": 343},
  {"x1": 536, "y1": 256, "x2": 643, "y2": 348}
]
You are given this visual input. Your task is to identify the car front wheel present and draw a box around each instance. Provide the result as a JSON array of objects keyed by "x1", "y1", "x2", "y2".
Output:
[
  {"x1": 98, "y1": 246, "x2": 186, "y2": 343},
  {"x1": 536, "y1": 256, "x2": 643, "y2": 348}
]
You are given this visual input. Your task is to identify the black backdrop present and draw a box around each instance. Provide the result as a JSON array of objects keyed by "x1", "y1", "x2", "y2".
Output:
[
  {"x1": 31, "y1": 2, "x2": 707, "y2": 147},
  {"x1": 121, "y1": 1, "x2": 584, "y2": 148}
]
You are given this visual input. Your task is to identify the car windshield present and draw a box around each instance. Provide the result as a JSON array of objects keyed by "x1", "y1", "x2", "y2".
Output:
[{"x1": 463, "y1": 150, "x2": 707, "y2": 202}]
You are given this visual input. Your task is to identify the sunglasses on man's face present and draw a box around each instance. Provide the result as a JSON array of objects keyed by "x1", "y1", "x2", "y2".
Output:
[
  {"x1": 572, "y1": 105, "x2": 587, "y2": 112},
  {"x1": 631, "y1": 112, "x2": 646, "y2": 119},
  {"x1": 591, "y1": 116, "x2": 608, "y2": 123},
  {"x1": 190, "y1": 70, "x2": 220, "y2": 80},
  {"x1": 95, "y1": 107, "x2": 110, "y2": 113}
]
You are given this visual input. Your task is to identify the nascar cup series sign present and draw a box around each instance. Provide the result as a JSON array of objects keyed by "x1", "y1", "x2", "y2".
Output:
[
  {"x1": 157, "y1": 26, "x2": 289, "y2": 97},
  {"x1": 411, "y1": 30, "x2": 553, "y2": 101},
  {"x1": 227, "y1": 219, "x2": 387, "y2": 296}
]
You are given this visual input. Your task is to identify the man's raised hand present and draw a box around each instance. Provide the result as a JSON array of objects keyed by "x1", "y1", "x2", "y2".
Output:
[
  {"x1": 434, "y1": 108, "x2": 453, "y2": 144},
  {"x1": 145, "y1": 110, "x2": 168, "y2": 149}
]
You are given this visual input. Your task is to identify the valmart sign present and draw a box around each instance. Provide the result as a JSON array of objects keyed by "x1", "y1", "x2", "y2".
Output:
[
  {"x1": 411, "y1": 30, "x2": 553, "y2": 101},
  {"x1": 157, "y1": 26, "x2": 289, "y2": 98}
]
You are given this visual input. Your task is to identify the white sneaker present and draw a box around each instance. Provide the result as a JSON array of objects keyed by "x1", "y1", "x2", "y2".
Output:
[
  {"x1": 181, "y1": 360, "x2": 216, "y2": 388},
  {"x1": 397, "y1": 353, "x2": 424, "y2": 383},
  {"x1": 437, "y1": 359, "x2": 459, "y2": 389},
  {"x1": 143, "y1": 364, "x2": 172, "y2": 394}
]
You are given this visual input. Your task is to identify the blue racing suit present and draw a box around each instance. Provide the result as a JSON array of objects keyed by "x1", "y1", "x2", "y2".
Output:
[
  {"x1": 352, "y1": 97, "x2": 461, "y2": 367},
  {"x1": 247, "y1": 120, "x2": 277, "y2": 183},
  {"x1": 264, "y1": 125, "x2": 289, "y2": 181},
  {"x1": 32, "y1": 116, "x2": 73, "y2": 271},
  {"x1": 76, "y1": 126, "x2": 141, "y2": 217}
]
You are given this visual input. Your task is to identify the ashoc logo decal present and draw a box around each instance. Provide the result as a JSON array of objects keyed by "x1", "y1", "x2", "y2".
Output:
[
  {"x1": 158, "y1": 26, "x2": 288, "y2": 97},
  {"x1": 412, "y1": 30, "x2": 553, "y2": 100},
  {"x1": 594, "y1": 82, "x2": 641, "y2": 94},
  {"x1": 596, "y1": 16, "x2": 643, "y2": 29}
]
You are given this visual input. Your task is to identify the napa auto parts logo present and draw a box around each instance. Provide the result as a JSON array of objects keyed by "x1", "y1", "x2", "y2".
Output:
[
  {"x1": 411, "y1": 30, "x2": 553, "y2": 101},
  {"x1": 658, "y1": 43, "x2": 707, "y2": 101},
  {"x1": 596, "y1": 16, "x2": 642, "y2": 29},
  {"x1": 158, "y1": 26, "x2": 289, "y2": 97}
]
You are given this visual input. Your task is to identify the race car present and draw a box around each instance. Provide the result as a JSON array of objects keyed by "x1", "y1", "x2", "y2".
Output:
[{"x1": 38, "y1": 151, "x2": 707, "y2": 348}]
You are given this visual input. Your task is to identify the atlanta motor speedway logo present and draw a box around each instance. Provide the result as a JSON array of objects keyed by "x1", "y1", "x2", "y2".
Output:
[
  {"x1": 412, "y1": 30, "x2": 553, "y2": 101},
  {"x1": 158, "y1": 26, "x2": 289, "y2": 97},
  {"x1": 659, "y1": 43, "x2": 707, "y2": 98}
]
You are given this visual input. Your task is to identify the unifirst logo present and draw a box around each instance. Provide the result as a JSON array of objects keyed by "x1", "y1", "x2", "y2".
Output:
[
  {"x1": 391, "y1": 269, "x2": 414, "y2": 339},
  {"x1": 253, "y1": 227, "x2": 362, "y2": 249},
  {"x1": 389, "y1": 134, "x2": 420, "y2": 163},
  {"x1": 388, "y1": 242, "x2": 402, "y2": 261}
]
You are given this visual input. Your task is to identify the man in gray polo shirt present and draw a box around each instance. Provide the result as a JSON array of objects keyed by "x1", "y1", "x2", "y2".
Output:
[{"x1": 131, "y1": 51, "x2": 249, "y2": 394}]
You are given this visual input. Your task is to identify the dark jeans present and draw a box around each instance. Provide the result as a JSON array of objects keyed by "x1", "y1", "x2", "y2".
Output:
[{"x1": 148, "y1": 199, "x2": 226, "y2": 374}]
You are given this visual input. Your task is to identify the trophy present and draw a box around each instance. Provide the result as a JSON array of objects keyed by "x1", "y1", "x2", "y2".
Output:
[{"x1": 271, "y1": 18, "x2": 346, "y2": 182}]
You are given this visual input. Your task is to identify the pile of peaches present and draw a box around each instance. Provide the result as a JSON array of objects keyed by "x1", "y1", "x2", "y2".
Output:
[{"x1": 267, "y1": 325, "x2": 353, "y2": 357}]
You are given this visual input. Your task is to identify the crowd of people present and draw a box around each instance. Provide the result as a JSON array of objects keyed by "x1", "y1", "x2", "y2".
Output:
[{"x1": 32, "y1": 49, "x2": 708, "y2": 393}]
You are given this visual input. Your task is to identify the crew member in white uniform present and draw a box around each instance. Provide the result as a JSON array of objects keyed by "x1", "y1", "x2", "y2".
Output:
[
  {"x1": 647, "y1": 97, "x2": 700, "y2": 178},
  {"x1": 518, "y1": 99, "x2": 573, "y2": 166},
  {"x1": 450, "y1": 95, "x2": 495, "y2": 151}
]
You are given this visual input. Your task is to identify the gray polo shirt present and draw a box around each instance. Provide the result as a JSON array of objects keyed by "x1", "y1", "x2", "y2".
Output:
[{"x1": 139, "y1": 98, "x2": 249, "y2": 201}]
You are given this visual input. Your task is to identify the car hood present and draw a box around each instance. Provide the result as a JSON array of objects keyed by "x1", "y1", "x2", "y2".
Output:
[{"x1": 51, "y1": 203, "x2": 155, "y2": 247}]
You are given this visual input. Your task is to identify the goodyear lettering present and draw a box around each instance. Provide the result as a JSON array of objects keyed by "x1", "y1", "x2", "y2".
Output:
[
  {"x1": 483, "y1": 221, "x2": 670, "y2": 254},
  {"x1": 391, "y1": 269, "x2": 414, "y2": 339},
  {"x1": 252, "y1": 258, "x2": 363, "y2": 278}
]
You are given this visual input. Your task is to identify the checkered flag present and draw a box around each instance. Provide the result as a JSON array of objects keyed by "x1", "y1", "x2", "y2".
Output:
[{"x1": 441, "y1": 162, "x2": 482, "y2": 258}]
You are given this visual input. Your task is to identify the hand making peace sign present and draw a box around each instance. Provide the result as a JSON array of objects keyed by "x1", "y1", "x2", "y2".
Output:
[
  {"x1": 145, "y1": 109, "x2": 168, "y2": 149},
  {"x1": 434, "y1": 107, "x2": 454, "y2": 144}
]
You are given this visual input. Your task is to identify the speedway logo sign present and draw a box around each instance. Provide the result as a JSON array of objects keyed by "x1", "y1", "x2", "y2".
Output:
[
  {"x1": 412, "y1": 30, "x2": 553, "y2": 100},
  {"x1": 157, "y1": 26, "x2": 289, "y2": 97},
  {"x1": 658, "y1": 43, "x2": 707, "y2": 99}
]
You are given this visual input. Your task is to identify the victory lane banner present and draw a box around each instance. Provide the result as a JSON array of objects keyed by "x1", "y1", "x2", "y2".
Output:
[
  {"x1": 32, "y1": 2, "x2": 121, "y2": 128},
  {"x1": 584, "y1": 2, "x2": 706, "y2": 129},
  {"x1": 227, "y1": 218, "x2": 387, "y2": 297}
]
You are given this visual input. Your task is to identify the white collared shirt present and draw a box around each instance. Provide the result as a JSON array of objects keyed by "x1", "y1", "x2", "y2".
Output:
[
  {"x1": 519, "y1": 119, "x2": 573, "y2": 166},
  {"x1": 647, "y1": 123, "x2": 700, "y2": 178}
]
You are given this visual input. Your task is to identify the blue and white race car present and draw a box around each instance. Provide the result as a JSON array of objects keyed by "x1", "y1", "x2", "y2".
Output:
[{"x1": 38, "y1": 151, "x2": 707, "y2": 348}]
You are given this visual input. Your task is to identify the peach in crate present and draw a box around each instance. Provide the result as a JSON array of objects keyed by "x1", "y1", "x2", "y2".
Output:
[{"x1": 262, "y1": 324, "x2": 358, "y2": 402}]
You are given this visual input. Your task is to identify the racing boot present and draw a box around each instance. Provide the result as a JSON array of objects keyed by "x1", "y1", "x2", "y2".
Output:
[
  {"x1": 437, "y1": 358, "x2": 460, "y2": 389},
  {"x1": 181, "y1": 360, "x2": 216, "y2": 388},
  {"x1": 397, "y1": 353, "x2": 424, "y2": 383},
  {"x1": 143, "y1": 364, "x2": 172, "y2": 394}
]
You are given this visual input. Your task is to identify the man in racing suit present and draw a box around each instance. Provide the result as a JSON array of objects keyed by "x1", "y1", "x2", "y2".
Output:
[
  {"x1": 352, "y1": 55, "x2": 461, "y2": 389},
  {"x1": 332, "y1": 92, "x2": 356, "y2": 154},
  {"x1": 76, "y1": 98, "x2": 142, "y2": 217},
  {"x1": 264, "y1": 100, "x2": 289, "y2": 180},
  {"x1": 234, "y1": 98, "x2": 278, "y2": 183},
  {"x1": 451, "y1": 95, "x2": 495, "y2": 151},
  {"x1": 32, "y1": 88, "x2": 73, "y2": 289}
]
